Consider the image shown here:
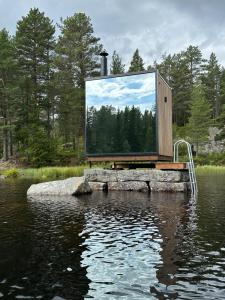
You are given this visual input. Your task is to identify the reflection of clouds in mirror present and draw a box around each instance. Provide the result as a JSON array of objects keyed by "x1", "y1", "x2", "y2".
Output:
[{"x1": 86, "y1": 73, "x2": 156, "y2": 113}]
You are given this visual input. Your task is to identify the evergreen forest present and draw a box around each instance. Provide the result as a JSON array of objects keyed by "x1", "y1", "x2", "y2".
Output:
[
  {"x1": 86, "y1": 106, "x2": 156, "y2": 154},
  {"x1": 0, "y1": 8, "x2": 225, "y2": 166}
]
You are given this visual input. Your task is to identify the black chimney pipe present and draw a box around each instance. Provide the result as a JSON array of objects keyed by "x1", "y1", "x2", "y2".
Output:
[{"x1": 100, "y1": 50, "x2": 108, "y2": 76}]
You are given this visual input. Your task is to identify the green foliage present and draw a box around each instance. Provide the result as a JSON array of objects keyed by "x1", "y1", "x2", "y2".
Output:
[
  {"x1": 14, "y1": 8, "x2": 56, "y2": 163},
  {"x1": 86, "y1": 105, "x2": 156, "y2": 154},
  {"x1": 196, "y1": 165, "x2": 225, "y2": 174},
  {"x1": 110, "y1": 51, "x2": 125, "y2": 74},
  {"x1": 3, "y1": 168, "x2": 19, "y2": 178},
  {"x1": 201, "y1": 53, "x2": 221, "y2": 119},
  {"x1": 128, "y1": 49, "x2": 145, "y2": 72},
  {"x1": 173, "y1": 124, "x2": 188, "y2": 140},
  {"x1": 54, "y1": 12, "x2": 102, "y2": 150},
  {"x1": 26, "y1": 127, "x2": 58, "y2": 167},
  {"x1": 195, "y1": 153, "x2": 225, "y2": 166},
  {"x1": 1, "y1": 8, "x2": 225, "y2": 166},
  {"x1": 20, "y1": 166, "x2": 86, "y2": 180},
  {"x1": 155, "y1": 46, "x2": 204, "y2": 126},
  {"x1": 187, "y1": 84, "x2": 212, "y2": 151},
  {"x1": 0, "y1": 29, "x2": 17, "y2": 160}
]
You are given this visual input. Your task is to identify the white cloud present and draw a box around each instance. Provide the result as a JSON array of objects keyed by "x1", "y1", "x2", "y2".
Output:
[
  {"x1": 0, "y1": 0, "x2": 225, "y2": 66},
  {"x1": 86, "y1": 72, "x2": 156, "y2": 112}
]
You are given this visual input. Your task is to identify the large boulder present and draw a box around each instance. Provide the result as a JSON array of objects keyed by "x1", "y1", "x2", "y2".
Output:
[
  {"x1": 108, "y1": 181, "x2": 149, "y2": 192},
  {"x1": 27, "y1": 176, "x2": 92, "y2": 196}
]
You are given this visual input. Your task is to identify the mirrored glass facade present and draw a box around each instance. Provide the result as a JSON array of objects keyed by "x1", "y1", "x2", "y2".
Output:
[{"x1": 85, "y1": 72, "x2": 157, "y2": 155}]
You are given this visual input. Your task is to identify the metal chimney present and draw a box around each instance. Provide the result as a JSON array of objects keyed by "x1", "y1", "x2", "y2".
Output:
[{"x1": 100, "y1": 50, "x2": 109, "y2": 76}]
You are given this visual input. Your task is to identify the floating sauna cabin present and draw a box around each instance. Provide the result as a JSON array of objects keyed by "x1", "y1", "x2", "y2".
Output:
[{"x1": 85, "y1": 71, "x2": 172, "y2": 162}]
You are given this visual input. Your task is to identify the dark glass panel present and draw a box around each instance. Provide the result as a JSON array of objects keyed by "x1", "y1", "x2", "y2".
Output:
[{"x1": 86, "y1": 72, "x2": 156, "y2": 155}]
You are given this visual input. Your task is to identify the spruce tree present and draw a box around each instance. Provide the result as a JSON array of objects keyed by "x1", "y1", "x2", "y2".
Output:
[
  {"x1": 110, "y1": 51, "x2": 125, "y2": 74},
  {"x1": 128, "y1": 49, "x2": 145, "y2": 72},
  {"x1": 187, "y1": 84, "x2": 212, "y2": 153}
]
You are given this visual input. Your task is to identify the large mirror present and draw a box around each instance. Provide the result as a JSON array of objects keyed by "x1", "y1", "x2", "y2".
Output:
[{"x1": 85, "y1": 72, "x2": 157, "y2": 155}]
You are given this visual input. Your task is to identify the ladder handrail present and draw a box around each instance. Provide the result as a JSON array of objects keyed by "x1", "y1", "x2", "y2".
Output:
[{"x1": 173, "y1": 139, "x2": 198, "y2": 197}]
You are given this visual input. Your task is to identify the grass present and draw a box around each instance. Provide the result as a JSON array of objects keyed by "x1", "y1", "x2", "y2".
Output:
[
  {"x1": 1, "y1": 168, "x2": 20, "y2": 178},
  {"x1": 196, "y1": 165, "x2": 225, "y2": 175},
  {"x1": 18, "y1": 165, "x2": 87, "y2": 180},
  {"x1": 2, "y1": 164, "x2": 225, "y2": 181}
]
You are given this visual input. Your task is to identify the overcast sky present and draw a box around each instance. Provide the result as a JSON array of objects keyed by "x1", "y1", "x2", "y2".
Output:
[{"x1": 0, "y1": 0, "x2": 225, "y2": 67}]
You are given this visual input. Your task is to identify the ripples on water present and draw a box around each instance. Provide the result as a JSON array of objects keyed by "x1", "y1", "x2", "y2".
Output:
[{"x1": 0, "y1": 175, "x2": 225, "y2": 299}]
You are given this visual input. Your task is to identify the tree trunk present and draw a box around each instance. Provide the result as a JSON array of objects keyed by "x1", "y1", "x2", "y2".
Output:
[
  {"x1": 3, "y1": 119, "x2": 8, "y2": 161},
  {"x1": 8, "y1": 123, "x2": 13, "y2": 158}
]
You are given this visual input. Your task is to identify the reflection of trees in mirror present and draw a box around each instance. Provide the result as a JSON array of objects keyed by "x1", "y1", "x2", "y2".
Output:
[{"x1": 86, "y1": 105, "x2": 157, "y2": 154}]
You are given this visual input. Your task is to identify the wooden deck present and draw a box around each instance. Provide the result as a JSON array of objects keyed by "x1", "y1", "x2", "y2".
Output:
[
  {"x1": 86, "y1": 155, "x2": 172, "y2": 162},
  {"x1": 155, "y1": 162, "x2": 187, "y2": 170}
]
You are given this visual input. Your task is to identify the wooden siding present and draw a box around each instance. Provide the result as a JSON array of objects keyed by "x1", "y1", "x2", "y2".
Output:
[{"x1": 157, "y1": 73, "x2": 173, "y2": 157}]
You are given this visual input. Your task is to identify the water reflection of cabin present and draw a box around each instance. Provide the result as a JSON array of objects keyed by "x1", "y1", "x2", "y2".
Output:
[{"x1": 85, "y1": 71, "x2": 172, "y2": 163}]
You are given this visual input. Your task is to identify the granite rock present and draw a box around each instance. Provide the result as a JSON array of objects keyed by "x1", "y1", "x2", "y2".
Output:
[
  {"x1": 84, "y1": 169, "x2": 117, "y2": 182},
  {"x1": 88, "y1": 181, "x2": 107, "y2": 191},
  {"x1": 108, "y1": 181, "x2": 149, "y2": 192},
  {"x1": 150, "y1": 181, "x2": 187, "y2": 192},
  {"x1": 27, "y1": 176, "x2": 92, "y2": 196}
]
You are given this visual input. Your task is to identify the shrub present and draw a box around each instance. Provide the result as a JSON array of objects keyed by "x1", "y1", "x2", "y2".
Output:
[{"x1": 3, "y1": 168, "x2": 19, "y2": 178}]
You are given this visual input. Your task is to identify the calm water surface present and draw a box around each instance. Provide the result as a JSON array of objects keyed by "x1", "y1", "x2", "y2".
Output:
[{"x1": 0, "y1": 174, "x2": 225, "y2": 299}]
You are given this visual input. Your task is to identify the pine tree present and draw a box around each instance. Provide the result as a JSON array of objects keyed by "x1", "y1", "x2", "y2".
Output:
[
  {"x1": 128, "y1": 49, "x2": 145, "y2": 72},
  {"x1": 202, "y1": 53, "x2": 221, "y2": 119},
  {"x1": 183, "y1": 45, "x2": 203, "y2": 85},
  {"x1": 15, "y1": 8, "x2": 55, "y2": 161},
  {"x1": 187, "y1": 84, "x2": 212, "y2": 153},
  {"x1": 55, "y1": 12, "x2": 102, "y2": 150},
  {"x1": 110, "y1": 51, "x2": 125, "y2": 74},
  {"x1": 0, "y1": 29, "x2": 17, "y2": 160}
]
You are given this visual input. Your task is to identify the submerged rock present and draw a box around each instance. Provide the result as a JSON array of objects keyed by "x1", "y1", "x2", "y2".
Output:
[
  {"x1": 27, "y1": 176, "x2": 92, "y2": 196},
  {"x1": 0, "y1": 175, "x2": 5, "y2": 180}
]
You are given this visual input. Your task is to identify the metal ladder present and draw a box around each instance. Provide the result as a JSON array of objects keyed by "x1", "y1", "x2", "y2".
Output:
[{"x1": 173, "y1": 139, "x2": 198, "y2": 197}]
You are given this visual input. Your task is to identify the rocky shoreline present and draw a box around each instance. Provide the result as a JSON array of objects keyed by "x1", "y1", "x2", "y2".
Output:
[{"x1": 27, "y1": 169, "x2": 190, "y2": 196}]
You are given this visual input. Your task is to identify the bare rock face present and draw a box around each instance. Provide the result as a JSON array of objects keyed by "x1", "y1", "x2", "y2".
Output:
[
  {"x1": 89, "y1": 182, "x2": 107, "y2": 191},
  {"x1": 27, "y1": 176, "x2": 92, "y2": 196},
  {"x1": 150, "y1": 182, "x2": 187, "y2": 192},
  {"x1": 108, "y1": 181, "x2": 149, "y2": 192},
  {"x1": 84, "y1": 169, "x2": 117, "y2": 182}
]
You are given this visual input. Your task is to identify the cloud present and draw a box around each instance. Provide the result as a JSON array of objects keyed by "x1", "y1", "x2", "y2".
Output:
[
  {"x1": 0, "y1": 0, "x2": 225, "y2": 66},
  {"x1": 86, "y1": 72, "x2": 156, "y2": 112}
]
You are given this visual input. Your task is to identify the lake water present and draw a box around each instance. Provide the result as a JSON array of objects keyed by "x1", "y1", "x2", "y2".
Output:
[{"x1": 0, "y1": 174, "x2": 225, "y2": 299}]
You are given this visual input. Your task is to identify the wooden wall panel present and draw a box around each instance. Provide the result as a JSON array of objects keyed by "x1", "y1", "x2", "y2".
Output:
[{"x1": 157, "y1": 73, "x2": 173, "y2": 157}]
